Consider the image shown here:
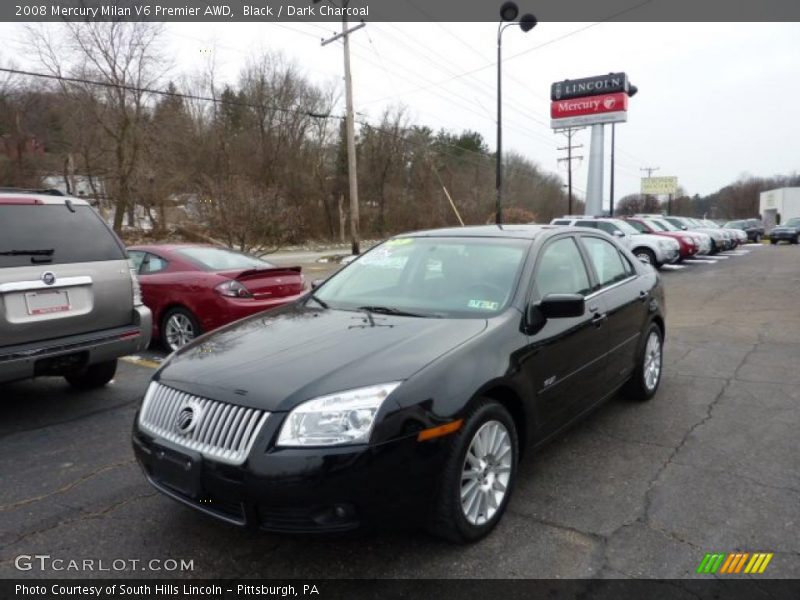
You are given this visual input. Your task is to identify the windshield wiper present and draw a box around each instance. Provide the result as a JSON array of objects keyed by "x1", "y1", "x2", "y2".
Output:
[
  {"x1": 358, "y1": 305, "x2": 438, "y2": 318},
  {"x1": 0, "y1": 249, "x2": 54, "y2": 256},
  {"x1": 307, "y1": 293, "x2": 329, "y2": 309}
]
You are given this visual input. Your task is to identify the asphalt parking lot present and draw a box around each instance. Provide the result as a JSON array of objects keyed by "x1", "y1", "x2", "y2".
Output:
[{"x1": 1, "y1": 244, "x2": 798, "y2": 579}]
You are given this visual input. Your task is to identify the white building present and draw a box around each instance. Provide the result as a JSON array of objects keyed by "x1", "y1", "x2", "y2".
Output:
[{"x1": 759, "y1": 188, "x2": 800, "y2": 228}]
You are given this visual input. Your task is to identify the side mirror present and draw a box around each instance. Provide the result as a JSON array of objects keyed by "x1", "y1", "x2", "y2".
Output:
[
  {"x1": 612, "y1": 230, "x2": 625, "y2": 238},
  {"x1": 539, "y1": 293, "x2": 586, "y2": 319}
]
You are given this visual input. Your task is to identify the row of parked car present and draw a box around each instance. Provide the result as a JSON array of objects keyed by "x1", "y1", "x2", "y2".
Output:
[{"x1": 550, "y1": 214, "x2": 754, "y2": 269}]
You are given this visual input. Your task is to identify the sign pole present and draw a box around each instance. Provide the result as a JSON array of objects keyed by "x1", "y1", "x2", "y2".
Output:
[{"x1": 585, "y1": 123, "x2": 605, "y2": 216}]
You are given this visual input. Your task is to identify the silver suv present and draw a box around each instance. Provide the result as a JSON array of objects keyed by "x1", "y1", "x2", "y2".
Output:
[{"x1": 0, "y1": 190, "x2": 151, "y2": 388}]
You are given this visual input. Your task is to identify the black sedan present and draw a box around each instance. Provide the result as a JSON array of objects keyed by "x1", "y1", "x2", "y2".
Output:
[
  {"x1": 132, "y1": 225, "x2": 666, "y2": 542},
  {"x1": 769, "y1": 217, "x2": 800, "y2": 244},
  {"x1": 724, "y1": 219, "x2": 765, "y2": 243}
]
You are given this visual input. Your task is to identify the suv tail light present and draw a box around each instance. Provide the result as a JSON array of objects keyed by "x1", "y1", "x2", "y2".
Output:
[
  {"x1": 130, "y1": 268, "x2": 144, "y2": 306},
  {"x1": 215, "y1": 280, "x2": 252, "y2": 298}
]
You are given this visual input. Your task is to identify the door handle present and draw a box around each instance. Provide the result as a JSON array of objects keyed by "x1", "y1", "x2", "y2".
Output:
[
  {"x1": 638, "y1": 290, "x2": 649, "y2": 302},
  {"x1": 591, "y1": 311, "x2": 607, "y2": 326}
]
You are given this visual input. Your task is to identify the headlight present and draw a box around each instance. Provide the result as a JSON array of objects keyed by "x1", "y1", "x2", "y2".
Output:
[{"x1": 277, "y1": 382, "x2": 402, "y2": 446}]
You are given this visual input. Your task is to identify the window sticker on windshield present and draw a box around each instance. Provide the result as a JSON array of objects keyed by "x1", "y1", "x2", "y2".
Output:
[
  {"x1": 386, "y1": 238, "x2": 414, "y2": 247},
  {"x1": 467, "y1": 299, "x2": 500, "y2": 310}
]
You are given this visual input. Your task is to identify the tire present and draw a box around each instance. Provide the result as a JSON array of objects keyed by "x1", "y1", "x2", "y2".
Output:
[
  {"x1": 622, "y1": 323, "x2": 663, "y2": 402},
  {"x1": 633, "y1": 248, "x2": 657, "y2": 268},
  {"x1": 770, "y1": 239, "x2": 777, "y2": 245},
  {"x1": 161, "y1": 307, "x2": 201, "y2": 352},
  {"x1": 65, "y1": 359, "x2": 118, "y2": 390},
  {"x1": 754, "y1": 234, "x2": 761, "y2": 243},
  {"x1": 428, "y1": 400, "x2": 519, "y2": 543},
  {"x1": 793, "y1": 236, "x2": 799, "y2": 245},
  {"x1": 709, "y1": 240, "x2": 719, "y2": 254}
]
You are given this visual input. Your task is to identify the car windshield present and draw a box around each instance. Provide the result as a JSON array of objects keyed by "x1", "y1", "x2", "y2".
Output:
[
  {"x1": 313, "y1": 236, "x2": 530, "y2": 318},
  {"x1": 176, "y1": 247, "x2": 274, "y2": 270},
  {"x1": 701, "y1": 220, "x2": 720, "y2": 229},
  {"x1": 644, "y1": 219, "x2": 667, "y2": 232},
  {"x1": 652, "y1": 219, "x2": 679, "y2": 232},
  {"x1": 611, "y1": 220, "x2": 640, "y2": 235},
  {"x1": 784, "y1": 218, "x2": 800, "y2": 227},
  {"x1": 724, "y1": 221, "x2": 745, "y2": 229}
]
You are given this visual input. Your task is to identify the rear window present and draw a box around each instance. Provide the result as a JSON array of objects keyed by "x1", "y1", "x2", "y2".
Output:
[
  {"x1": 0, "y1": 205, "x2": 125, "y2": 268},
  {"x1": 175, "y1": 247, "x2": 274, "y2": 271}
]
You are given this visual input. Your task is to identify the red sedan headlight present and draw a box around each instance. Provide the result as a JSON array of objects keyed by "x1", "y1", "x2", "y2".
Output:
[{"x1": 215, "y1": 280, "x2": 252, "y2": 298}]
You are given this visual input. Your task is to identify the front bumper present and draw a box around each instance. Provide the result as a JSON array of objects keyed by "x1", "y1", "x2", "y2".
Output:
[
  {"x1": 657, "y1": 246, "x2": 681, "y2": 264},
  {"x1": 132, "y1": 417, "x2": 447, "y2": 533},
  {"x1": 770, "y1": 230, "x2": 798, "y2": 241},
  {"x1": 0, "y1": 306, "x2": 151, "y2": 383}
]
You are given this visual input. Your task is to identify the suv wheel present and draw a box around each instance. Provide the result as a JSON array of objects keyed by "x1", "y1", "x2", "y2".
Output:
[
  {"x1": 633, "y1": 248, "x2": 656, "y2": 267},
  {"x1": 65, "y1": 359, "x2": 118, "y2": 390},
  {"x1": 428, "y1": 400, "x2": 518, "y2": 543},
  {"x1": 162, "y1": 307, "x2": 201, "y2": 352},
  {"x1": 622, "y1": 323, "x2": 663, "y2": 402}
]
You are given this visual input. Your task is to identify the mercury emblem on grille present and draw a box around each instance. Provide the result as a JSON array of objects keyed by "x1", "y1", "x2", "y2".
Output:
[{"x1": 174, "y1": 400, "x2": 203, "y2": 435}]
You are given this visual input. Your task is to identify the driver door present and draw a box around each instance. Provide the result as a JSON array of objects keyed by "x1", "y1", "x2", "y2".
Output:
[{"x1": 520, "y1": 235, "x2": 610, "y2": 433}]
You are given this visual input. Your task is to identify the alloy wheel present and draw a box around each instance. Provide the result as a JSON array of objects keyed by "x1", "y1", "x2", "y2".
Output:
[
  {"x1": 165, "y1": 313, "x2": 196, "y2": 351},
  {"x1": 643, "y1": 330, "x2": 662, "y2": 392},
  {"x1": 460, "y1": 420, "x2": 513, "y2": 526}
]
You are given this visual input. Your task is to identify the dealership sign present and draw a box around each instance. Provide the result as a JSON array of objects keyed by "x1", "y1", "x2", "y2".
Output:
[
  {"x1": 550, "y1": 73, "x2": 631, "y2": 129},
  {"x1": 641, "y1": 176, "x2": 679, "y2": 195},
  {"x1": 551, "y1": 73, "x2": 630, "y2": 102},
  {"x1": 551, "y1": 92, "x2": 628, "y2": 119}
]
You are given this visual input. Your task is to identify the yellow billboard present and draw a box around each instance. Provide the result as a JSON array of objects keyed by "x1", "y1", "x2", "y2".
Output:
[{"x1": 641, "y1": 176, "x2": 678, "y2": 195}]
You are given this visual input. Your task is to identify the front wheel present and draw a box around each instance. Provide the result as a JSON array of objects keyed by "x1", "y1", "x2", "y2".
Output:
[
  {"x1": 770, "y1": 239, "x2": 778, "y2": 245},
  {"x1": 65, "y1": 359, "x2": 118, "y2": 390},
  {"x1": 428, "y1": 400, "x2": 518, "y2": 543},
  {"x1": 793, "y1": 236, "x2": 799, "y2": 245},
  {"x1": 622, "y1": 324, "x2": 663, "y2": 402},
  {"x1": 754, "y1": 234, "x2": 762, "y2": 243},
  {"x1": 633, "y1": 248, "x2": 657, "y2": 268}
]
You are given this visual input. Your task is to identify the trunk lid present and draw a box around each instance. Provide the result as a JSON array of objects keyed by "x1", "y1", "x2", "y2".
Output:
[{"x1": 219, "y1": 266, "x2": 304, "y2": 299}]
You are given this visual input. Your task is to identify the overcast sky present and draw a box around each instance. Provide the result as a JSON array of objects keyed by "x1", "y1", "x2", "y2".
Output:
[{"x1": 2, "y1": 21, "x2": 799, "y2": 205}]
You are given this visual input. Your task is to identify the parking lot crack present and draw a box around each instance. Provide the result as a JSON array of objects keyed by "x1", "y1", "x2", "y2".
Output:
[
  {"x1": 0, "y1": 491, "x2": 156, "y2": 555},
  {"x1": 0, "y1": 459, "x2": 135, "y2": 512}
]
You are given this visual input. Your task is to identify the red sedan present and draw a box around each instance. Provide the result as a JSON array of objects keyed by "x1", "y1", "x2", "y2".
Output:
[
  {"x1": 128, "y1": 244, "x2": 307, "y2": 351},
  {"x1": 623, "y1": 217, "x2": 699, "y2": 261}
]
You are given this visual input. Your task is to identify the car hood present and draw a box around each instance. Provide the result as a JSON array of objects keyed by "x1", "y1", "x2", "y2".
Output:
[
  {"x1": 154, "y1": 305, "x2": 488, "y2": 412},
  {"x1": 772, "y1": 225, "x2": 799, "y2": 232}
]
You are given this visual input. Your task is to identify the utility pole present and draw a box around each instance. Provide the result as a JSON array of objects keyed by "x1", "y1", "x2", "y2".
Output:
[
  {"x1": 321, "y1": 9, "x2": 366, "y2": 255},
  {"x1": 640, "y1": 166, "x2": 660, "y2": 213},
  {"x1": 609, "y1": 123, "x2": 615, "y2": 216},
  {"x1": 640, "y1": 166, "x2": 660, "y2": 178},
  {"x1": 557, "y1": 127, "x2": 583, "y2": 215}
]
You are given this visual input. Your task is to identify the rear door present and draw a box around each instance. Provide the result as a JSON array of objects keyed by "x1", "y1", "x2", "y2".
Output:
[
  {"x1": 578, "y1": 235, "x2": 647, "y2": 389},
  {"x1": 0, "y1": 202, "x2": 133, "y2": 347}
]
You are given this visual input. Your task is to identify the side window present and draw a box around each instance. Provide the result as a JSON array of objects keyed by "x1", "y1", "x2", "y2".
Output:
[
  {"x1": 582, "y1": 237, "x2": 631, "y2": 287},
  {"x1": 142, "y1": 253, "x2": 168, "y2": 274},
  {"x1": 552, "y1": 220, "x2": 571, "y2": 226},
  {"x1": 575, "y1": 220, "x2": 598, "y2": 229},
  {"x1": 596, "y1": 221, "x2": 620, "y2": 235},
  {"x1": 534, "y1": 237, "x2": 592, "y2": 298},
  {"x1": 128, "y1": 250, "x2": 146, "y2": 273}
]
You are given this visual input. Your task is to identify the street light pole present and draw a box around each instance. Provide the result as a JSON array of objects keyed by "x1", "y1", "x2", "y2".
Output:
[
  {"x1": 495, "y1": 23, "x2": 504, "y2": 226},
  {"x1": 495, "y1": 2, "x2": 536, "y2": 226}
]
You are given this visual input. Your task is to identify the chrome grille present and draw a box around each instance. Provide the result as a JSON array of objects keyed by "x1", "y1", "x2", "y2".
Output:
[{"x1": 138, "y1": 382, "x2": 268, "y2": 465}]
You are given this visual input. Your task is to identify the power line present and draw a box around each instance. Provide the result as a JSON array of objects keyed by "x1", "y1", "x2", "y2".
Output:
[{"x1": 0, "y1": 66, "x2": 337, "y2": 120}]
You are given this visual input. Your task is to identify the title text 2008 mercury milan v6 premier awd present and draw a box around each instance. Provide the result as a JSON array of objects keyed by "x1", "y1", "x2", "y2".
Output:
[{"x1": 132, "y1": 224, "x2": 665, "y2": 543}]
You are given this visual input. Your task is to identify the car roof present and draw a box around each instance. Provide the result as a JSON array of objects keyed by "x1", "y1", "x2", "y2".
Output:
[
  {"x1": 0, "y1": 192, "x2": 90, "y2": 206},
  {"x1": 400, "y1": 224, "x2": 560, "y2": 240},
  {"x1": 128, "y1": 243, "x2": 216, "y2": 252}
]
